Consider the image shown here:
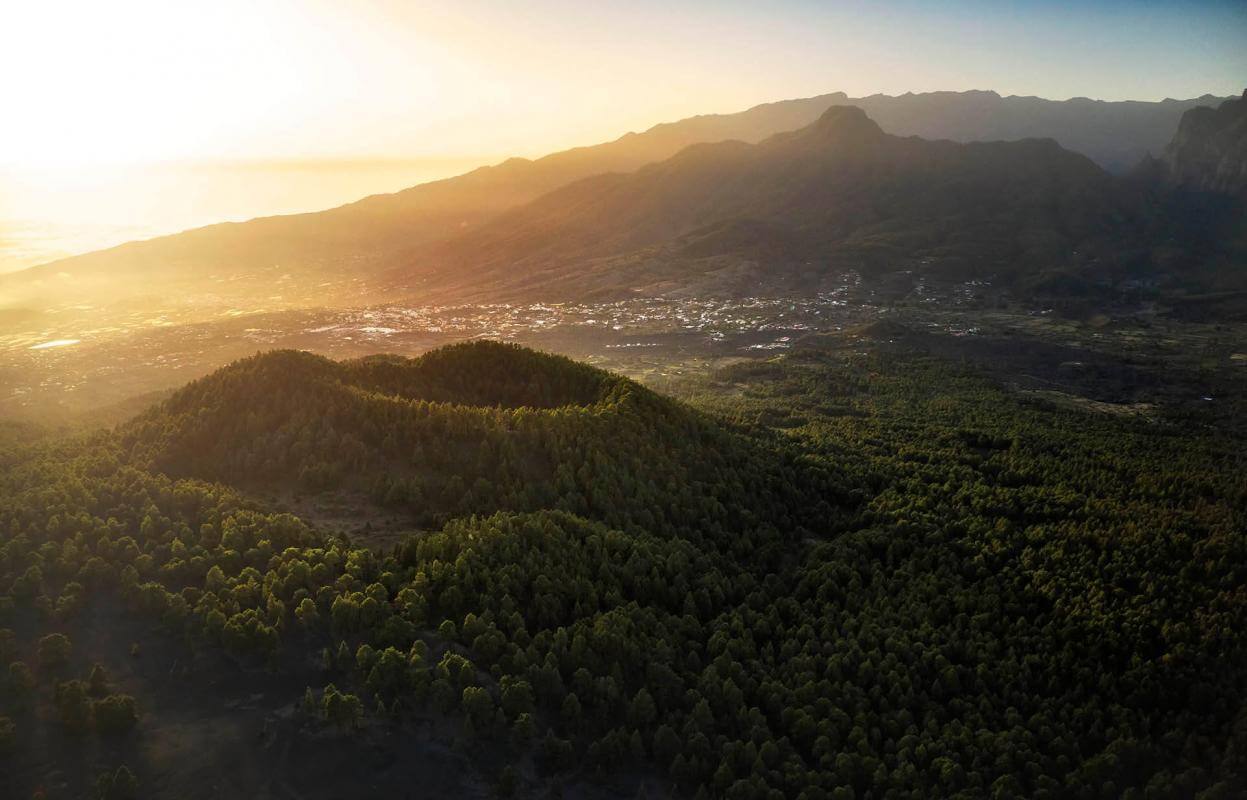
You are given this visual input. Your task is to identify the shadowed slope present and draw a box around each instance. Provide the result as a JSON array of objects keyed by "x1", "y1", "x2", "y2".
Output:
[
  {"x1": 0, "y1": 92, "x2": 1221, "y2": 316},
  {"x1": 400, "y1": 106, "x2": 1141, "y2": 302},
  {"x1": 1162, "y1": 90, "x2": 1247, "y2": 197}
]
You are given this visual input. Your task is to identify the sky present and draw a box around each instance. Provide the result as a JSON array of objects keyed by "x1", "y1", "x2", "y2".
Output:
[{"x1": 2, "y1": 0, "x2": 1245, "y2": 169}]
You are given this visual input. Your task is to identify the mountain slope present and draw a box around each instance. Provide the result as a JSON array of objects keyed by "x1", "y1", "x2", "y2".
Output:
[
  {"x1": 397, "y1": 106, "x2": 1146, "y2": 303},
  {"x1": 1161, "y1": 90, "x2": 1247, "y2": 197},
  {"x1": 1, "y1": 91, "x2": 1220, "y2": 316},
  {"x1": 1129, "y1": 90, "x2": 1247, "y2": 310},
  {"x1": 850, "y1": 90, "x2": 1223, "y2": 173}
]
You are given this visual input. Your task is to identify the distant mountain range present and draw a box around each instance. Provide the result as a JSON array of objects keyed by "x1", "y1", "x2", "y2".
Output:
[
  {"x1": 1, "y1": 89, "x2": 1242, "y2": 317},
  {"x1": 397, "y1": 106, "x2": 1147, "y2": 303},
  {"x1": 648, "y1": 89, "x2": 1225, "y2": 174}
]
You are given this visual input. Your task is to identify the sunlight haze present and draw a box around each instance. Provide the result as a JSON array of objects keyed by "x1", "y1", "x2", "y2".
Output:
[
  {"x1": 0, "y1": 0, "x2": 1243, "y2": 271},
  {"x1": 2, "y1": 3, "x2": 1247, "y2": 796},
  {"x1": 3, "y1": 0, "x2": 1244, "y2": 167}
]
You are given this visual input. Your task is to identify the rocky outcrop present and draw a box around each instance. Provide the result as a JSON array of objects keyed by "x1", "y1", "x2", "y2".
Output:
[{"x1": 1161, "y1": 91, "x2": 1247, "y2": 197}]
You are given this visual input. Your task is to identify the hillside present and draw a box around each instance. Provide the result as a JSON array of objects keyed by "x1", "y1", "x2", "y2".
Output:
[
  {"x1": 1139, "y1": 91, "x2": 1247, "y2": 309},
  {"x1": 121, "y1": 342, "x2": 845, "y2": 547},
  {"x1": 2, "y1": 338, "x2": 1245, "y2": 797},
  {"x1": 0, "y1": 91, "x2": 1221, "y2": 318},
  {"x1": 1161, "y1": 90, "x2": 1247, "y2": 197},
  {"x1": 397, "y1": 106, "x2": 1149, "y2": 303}
]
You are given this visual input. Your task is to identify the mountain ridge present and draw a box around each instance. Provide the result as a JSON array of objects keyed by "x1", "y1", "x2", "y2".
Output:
[
  {"x1": 391, "y1": 105, "x2": 1140, "y2": 304},
  {"x1": 0, "y1": 89, "x2": 1225, "y2": 317},
  {"x1": 1160, "y1": 90, "x2": 1247, "y2": 196}
]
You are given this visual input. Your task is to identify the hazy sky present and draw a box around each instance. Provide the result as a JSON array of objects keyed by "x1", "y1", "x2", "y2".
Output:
[{"x1": 2, "y1": 0, "x2": 1244, "y2": 167}]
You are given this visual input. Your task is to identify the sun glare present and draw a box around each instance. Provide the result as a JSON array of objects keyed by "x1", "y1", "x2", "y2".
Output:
[
  {"x1": 0, "y1": 1, "x2": 1246, "y2": 797},
  {"x1": 0, "y1": 0, "x2": 453, "y2": 168}
]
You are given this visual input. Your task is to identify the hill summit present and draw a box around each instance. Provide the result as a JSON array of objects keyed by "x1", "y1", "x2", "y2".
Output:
[
  {"x1": 122, "y1": 342, "x2": 845, "y2": 545},
  {"x1": 800, "y1": 105, "x2": 886, "y2": 142}
]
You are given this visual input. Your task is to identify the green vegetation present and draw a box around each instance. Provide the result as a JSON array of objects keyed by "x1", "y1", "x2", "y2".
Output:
[
  {"x1": 1, "y1": 340, "x2": 1244, "y2": 798},
  {"x1": 94, "y1": 765, "x2": 138, "y2": 800},
  {"x1": 123, "y1": 342, "x2": 843, "y2": 548}
]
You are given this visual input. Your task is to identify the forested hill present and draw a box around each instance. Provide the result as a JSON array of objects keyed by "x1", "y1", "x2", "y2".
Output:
[
  {"x1": 120, "y1": 342, "x2": 847, "y2": 549},
  {"x1": 2, "y1": 339, "x2": 1247, "y2": 797}
]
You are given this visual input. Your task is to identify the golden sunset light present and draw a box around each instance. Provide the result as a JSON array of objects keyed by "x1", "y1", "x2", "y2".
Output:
[{"x1": 1, "y1": 1, "x2": 1245, "y2": 797}]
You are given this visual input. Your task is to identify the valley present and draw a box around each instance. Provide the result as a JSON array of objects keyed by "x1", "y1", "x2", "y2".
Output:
[
  {"x1": 5, "y1": 275, "x2": 1244, "y2": 431},
  {"x1": 4, "y1": 91, "x2": 1245, "y2": 436}
]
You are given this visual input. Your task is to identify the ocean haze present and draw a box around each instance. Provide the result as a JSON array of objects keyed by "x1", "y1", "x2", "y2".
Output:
[{"x1": 0, "y1": 156, "x2": 494, "y2": 273}]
